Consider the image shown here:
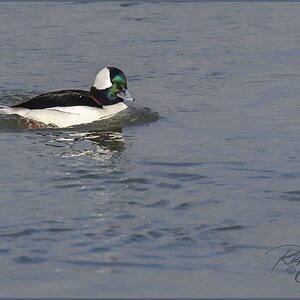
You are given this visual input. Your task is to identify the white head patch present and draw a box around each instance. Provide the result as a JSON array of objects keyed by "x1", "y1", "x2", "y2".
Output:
[{"x1": 93, "y1": 67, "x2": 112, "y2": 90}]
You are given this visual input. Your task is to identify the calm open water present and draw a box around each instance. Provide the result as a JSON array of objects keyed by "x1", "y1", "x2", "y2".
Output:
[{"x1": 0, "y1": 2, "x2": 300, "y2": 297}]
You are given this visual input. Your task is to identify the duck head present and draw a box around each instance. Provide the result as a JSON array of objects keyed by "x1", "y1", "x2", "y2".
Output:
[{"x1": 90, "y1": 67, "x2": 134, "y2": 106}]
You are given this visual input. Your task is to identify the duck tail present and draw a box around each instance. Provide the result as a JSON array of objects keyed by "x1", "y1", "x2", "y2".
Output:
[{"x1": 0, "y1": 106, "x2": 11, "y2": 114}]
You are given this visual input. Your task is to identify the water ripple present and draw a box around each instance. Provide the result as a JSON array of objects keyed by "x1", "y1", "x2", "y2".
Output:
[
  {"x1": 14, "y1": 255, "x2": 47, "y2": 264},
  {"x1": 0, "y1": 229, "x2": 40, "y2": 238}
]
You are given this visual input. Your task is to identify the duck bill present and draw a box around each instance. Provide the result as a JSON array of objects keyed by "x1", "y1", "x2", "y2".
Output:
[{"x1": 117, "y1": 89, "x2": 135, "y2": 101}]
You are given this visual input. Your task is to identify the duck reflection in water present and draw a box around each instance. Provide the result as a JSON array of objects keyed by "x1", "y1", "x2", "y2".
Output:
[
  {"x1": 45, "y1": 128, "x2": 126, "y2": 162},
  {"x1": 84, "y1": 130, "x2": 125, "y2": 154}
]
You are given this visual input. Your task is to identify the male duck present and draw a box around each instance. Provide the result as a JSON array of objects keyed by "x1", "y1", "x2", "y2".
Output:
[{"x1": 0, "y1": 67, "x2": 134, "y2": 128}]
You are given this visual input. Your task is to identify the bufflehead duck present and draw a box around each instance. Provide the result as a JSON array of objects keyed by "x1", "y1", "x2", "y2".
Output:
[{"x1": 0, "y1": 67, "x2": 134, "y2": 128}]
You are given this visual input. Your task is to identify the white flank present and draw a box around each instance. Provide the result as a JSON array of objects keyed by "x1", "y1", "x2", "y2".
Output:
[
  {"x1": 0, "y1": 103, "x2": 128, "y2": 128},
  {"x1": 93, "y1": 67, "x2": 112, "y2": 90}
]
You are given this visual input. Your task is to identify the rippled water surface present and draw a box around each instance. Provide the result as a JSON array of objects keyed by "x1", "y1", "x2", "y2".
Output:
[{"x1": 1, "y1": 2, "x2": 300, "y2": 297}]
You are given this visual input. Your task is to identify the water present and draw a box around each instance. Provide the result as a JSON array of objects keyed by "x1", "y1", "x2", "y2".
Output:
[{"x1": 0, "y1": 2, "x2": 300, "y2": 297}]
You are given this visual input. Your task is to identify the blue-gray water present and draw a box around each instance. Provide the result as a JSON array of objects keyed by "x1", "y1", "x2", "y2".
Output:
[{"x1": 0, "y1": 2, "x2": 300, "y2": 297}]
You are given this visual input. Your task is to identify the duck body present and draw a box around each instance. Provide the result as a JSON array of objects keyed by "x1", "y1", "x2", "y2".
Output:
[{"x1": 0, "y1": 67, "x2": 134, "y2": 128}]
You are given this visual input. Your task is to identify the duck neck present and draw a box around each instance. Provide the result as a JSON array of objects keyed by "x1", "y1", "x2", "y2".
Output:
[{"x1": 90, "y1": 86, "x2": 122, "y2": 107}]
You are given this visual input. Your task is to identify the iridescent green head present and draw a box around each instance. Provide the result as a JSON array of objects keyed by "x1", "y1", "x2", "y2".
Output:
[{"x1": 90, "y1": 67, "x2": 134, "y2": 106}]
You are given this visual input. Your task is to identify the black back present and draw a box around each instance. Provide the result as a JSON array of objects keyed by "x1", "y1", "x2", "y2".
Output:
[{"x1": 13, "y1": 90, "x2": 102, "y2": 109}]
